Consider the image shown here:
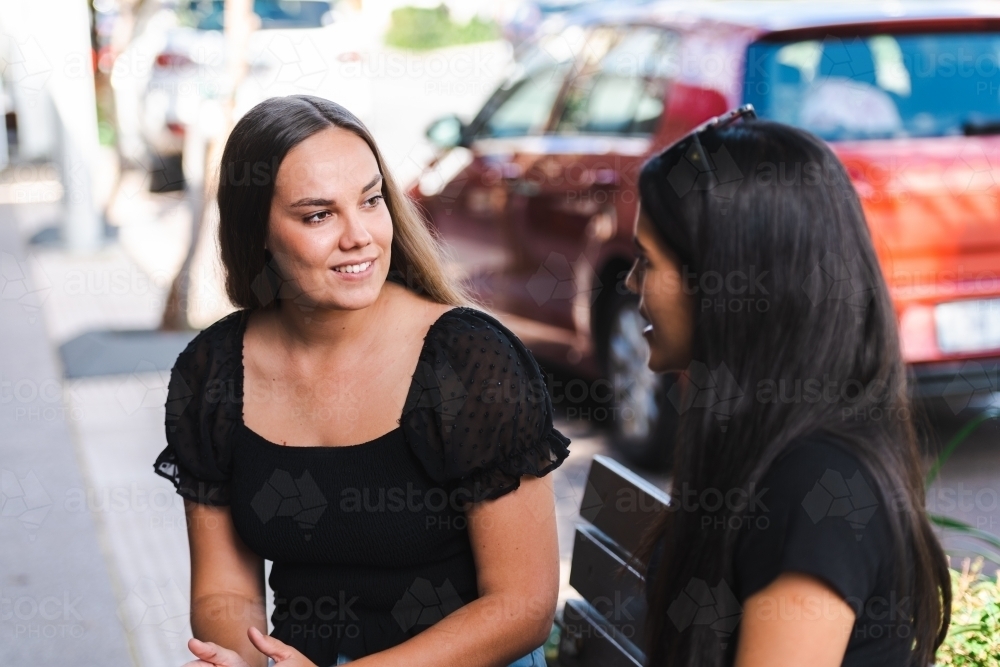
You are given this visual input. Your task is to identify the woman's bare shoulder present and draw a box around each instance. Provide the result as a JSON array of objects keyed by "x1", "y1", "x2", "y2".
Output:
[{"x1": 382, "y1": 281, "x2": 459, "y2": 329}]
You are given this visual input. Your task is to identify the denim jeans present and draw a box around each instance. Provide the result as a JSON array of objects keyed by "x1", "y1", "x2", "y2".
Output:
[{"x1": 331, "y1": 644, "x2": 546, "y2": 666}]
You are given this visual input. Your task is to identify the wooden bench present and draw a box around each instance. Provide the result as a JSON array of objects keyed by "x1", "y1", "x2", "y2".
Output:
[{"x1": 555, "y1": 455, "x2": 671, "y2": 666}]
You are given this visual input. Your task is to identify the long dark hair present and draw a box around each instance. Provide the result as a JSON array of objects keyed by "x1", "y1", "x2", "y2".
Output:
[
  {"x1": 216, "y1": 94, "x2": 471, "y2": 310},
  {"x1": 632, "y1": 119, "x2": 950, "y2": 666}
]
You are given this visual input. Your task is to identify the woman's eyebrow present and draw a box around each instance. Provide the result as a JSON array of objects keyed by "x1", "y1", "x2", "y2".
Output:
[
  {"x1": 290, "y1": 197, "x2": 333, "y2": 208},
  {"x1": 288, "y1": 174, "x2": 383, "y2": 208}
]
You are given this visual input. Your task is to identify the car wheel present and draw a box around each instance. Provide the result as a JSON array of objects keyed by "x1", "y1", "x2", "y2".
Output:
[{"x1": 601, "y1": 293, "x2": 678, "y2": 471}]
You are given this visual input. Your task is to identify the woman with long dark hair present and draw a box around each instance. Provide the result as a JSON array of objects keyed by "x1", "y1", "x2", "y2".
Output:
[
  {"x1": 627, "y1": 109, "x2": 950, "y2": 666},
  {"x1": 152, "y1": 95, "x2": 569, "y2": 667}
]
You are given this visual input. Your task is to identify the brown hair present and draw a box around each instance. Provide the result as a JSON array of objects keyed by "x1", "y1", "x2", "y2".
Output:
[{"x1": 217, "y1": 94, "x2": 472, "y2": 310}]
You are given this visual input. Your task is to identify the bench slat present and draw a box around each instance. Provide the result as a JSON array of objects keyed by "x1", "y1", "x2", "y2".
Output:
[
  {"x1": 580, "y1": 455, "x2": 670, "y2": 558},
  {"x1": 569, "y1": 524, "x2": 648, "y2": 649},
  {"x1": 560, "y1": 598, "x2": 645, "y2": 667}
]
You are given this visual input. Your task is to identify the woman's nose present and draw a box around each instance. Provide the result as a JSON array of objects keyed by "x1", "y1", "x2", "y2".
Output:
[
  {"x1": 624, "y1": 262, "x2": 639, "y2": 294},
  {"x1": 339, "y1": 210, "x2": 373, "y2": 249}
]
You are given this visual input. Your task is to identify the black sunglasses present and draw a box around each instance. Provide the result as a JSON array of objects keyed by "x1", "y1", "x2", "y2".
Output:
[
  {"x1": 682, "y1": 103, "x2": 757, "y2": 170},
  {"x1": 691, "y1": 103, "x2": 757, "y2": 135}
]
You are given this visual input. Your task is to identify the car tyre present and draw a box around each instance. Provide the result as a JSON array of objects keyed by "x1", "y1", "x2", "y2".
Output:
[{"x1": 600, "y1": 292, "x2": 678, "y2": 471}]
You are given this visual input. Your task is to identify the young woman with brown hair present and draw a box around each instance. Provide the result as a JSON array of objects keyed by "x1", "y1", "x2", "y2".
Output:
[{"x1": 153, "y1": 95, "x2": 570, "y2": 667}]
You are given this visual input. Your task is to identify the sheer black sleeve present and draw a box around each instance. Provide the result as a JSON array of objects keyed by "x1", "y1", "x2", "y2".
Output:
[
  {"x1": 401, "y1": 307, "x2": 571, "y2": 506},
  {"x1": 152, "y1": 311, "x2": 246, "y2": 506}
]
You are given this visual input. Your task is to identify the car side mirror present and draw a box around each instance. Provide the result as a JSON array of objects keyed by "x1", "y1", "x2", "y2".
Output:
[{"x1": 426, "y1": 114, "x2": 466, "y2": 150}]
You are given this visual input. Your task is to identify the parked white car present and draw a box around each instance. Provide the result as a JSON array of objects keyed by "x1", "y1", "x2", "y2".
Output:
[{"x1": 114, "y1": 0, "x2": 375, "y2": 191}]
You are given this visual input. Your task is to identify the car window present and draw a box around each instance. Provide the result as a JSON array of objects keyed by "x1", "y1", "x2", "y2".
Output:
[
  {"x1": 472, "y1": 27, "x2": 589, "y2": 139},
  {"x1": 555, "y1": 25, "x2": 677, "y2": 136},
  {"x1": 479, "y1": 66, "x2": 571, "y2": 138},
  {"x1": 745, "y1": 32, "x2": 1000, "y2": 140}
]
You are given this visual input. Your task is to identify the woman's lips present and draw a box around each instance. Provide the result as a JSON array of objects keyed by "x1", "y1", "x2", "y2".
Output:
[
  {"x1": 331, "y1": 259, "x2": 374, "y2": 278},
  {"x1": 639, "y1": 308, "x2": 653, "y2": 336}
]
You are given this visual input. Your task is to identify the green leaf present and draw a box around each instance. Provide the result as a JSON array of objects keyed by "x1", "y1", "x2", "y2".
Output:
[
  {"x1": 926, "y1": 408, "x2": 1000, "y2": 485},
  {"x1": 932, "y1": 515, "x2": 1000, "y2": 551}
]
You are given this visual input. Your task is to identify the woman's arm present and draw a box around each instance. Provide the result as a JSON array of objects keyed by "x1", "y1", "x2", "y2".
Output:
[
  {"x1": 350, "y1": 473, "x2": 561, "y2": 667},
  {"x1": 734, "y1": 572, "x2": 855, "y2": 667},
  {"x1": 184, "y1": 499, "x2": 269, "y2": 667}
]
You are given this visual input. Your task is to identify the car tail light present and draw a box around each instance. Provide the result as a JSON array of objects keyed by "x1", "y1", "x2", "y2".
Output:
[
  {"x1": 154, "y1": 52, "x2": 194, "y2": 70},
  {"x1": 899, "y1": 304, "x2": 938, "y2": 362}
]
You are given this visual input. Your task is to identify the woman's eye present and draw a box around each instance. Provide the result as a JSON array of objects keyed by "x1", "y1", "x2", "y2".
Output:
[
  {"x1": 364, "y1": 194, "x2": 384, "y2": 208},
  {"x1": 304, "y1": 211, "x2": 330, "y2": 224}
]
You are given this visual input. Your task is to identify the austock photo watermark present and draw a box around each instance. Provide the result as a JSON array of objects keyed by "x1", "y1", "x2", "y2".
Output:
[
  {"x1": 0, "y1": 361, "x2": 175, "y2": 426},
  {"x1": 520, "y1": 247, "x2": 886, "y2": 320},
  {"x1": 249, "y1": 467, "x2": 537, "y2": 535},
  {"x1": 0, "y1": 589, "x2": 88, "y2": 641},
  {"x1": 272, "y1": 589, "x2": 362, "y2": 642},
  {"x1": 0, "y1": 469, "x2": 52, "y2": 541},
  {"x1": 0, "y1": 246, "x2": 230, "y2": 322},
  {"x1": 117, "y1": 577, "x2": 190, "y2": 639},
  {"x1": 668, "y1": 577, "x2": 743, "y2": 648},
  {"x1": 941, "y1": 359, "x2": 1000, "y2": 415},
  {"x1": 661, "y1": 360, "x2": 914, "y2": 426},
  {"x1": 668, "y1": 576, "x2": 915, "y2": 645},
  {"x1": 0, "y1": 375, "x2": 84, "y2": 423}
]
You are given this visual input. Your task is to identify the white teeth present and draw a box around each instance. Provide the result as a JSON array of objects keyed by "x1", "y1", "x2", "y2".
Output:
[{"x1": 333, "y1": 261, "x2": 372, "y2": 274}]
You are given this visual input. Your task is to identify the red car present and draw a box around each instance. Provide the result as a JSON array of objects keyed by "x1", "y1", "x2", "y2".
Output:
[{"x1": 410, "y1": 0, "x2": 1000, "y2": 468}]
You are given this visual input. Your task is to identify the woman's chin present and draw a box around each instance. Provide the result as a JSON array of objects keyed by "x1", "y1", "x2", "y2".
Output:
[
  {"x1": 292, "y1": 289, "x2": 381, "y2": 313},
  {"x1": 646, "y1": 354, "x2": 668, "y2": 374},
  {"x1": 647, "y1": 351, "x2": 686, "y2": 375}
]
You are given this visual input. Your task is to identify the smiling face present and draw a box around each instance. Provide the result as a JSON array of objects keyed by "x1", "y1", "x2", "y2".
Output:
[
  {"x1": 266, "y1": 126, "x2": 392, "y2": 311},
  {"x1": 625, "y1": 207, "x2": 695, "y2": 373}
]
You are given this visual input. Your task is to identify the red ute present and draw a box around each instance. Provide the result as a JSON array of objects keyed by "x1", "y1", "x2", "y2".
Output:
[{"x1": 410, "y1": 1, "x2": 1000, "y2": 468}]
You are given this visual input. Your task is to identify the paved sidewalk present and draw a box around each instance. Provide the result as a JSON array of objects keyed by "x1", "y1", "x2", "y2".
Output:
[
  {"x1": 0, "y1": 203, "x2": 133, "y2": 665},
  {"x1": 7, "y1": 194, "x2": 242, "y2": 666}
]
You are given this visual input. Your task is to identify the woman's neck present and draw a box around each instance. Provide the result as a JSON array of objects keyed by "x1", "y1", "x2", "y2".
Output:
[{"x1": 269, "y1": 283, "x2": 400, "y2": 358}]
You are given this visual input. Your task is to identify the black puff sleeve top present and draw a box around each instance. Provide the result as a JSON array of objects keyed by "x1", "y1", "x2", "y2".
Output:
[{"x1": 152, "y1": 306, "x2": 571, "y2": 664}]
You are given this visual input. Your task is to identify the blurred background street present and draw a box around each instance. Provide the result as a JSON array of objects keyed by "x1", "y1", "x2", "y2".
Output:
[{"x1": 2, "y1": 0, "x2": 999, "y2": 665}]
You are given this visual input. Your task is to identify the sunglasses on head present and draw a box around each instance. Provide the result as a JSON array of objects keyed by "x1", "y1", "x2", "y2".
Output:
[
  {"x1": 691, "y1": 103, "x2": 757, "y2": 135},
  {"x1": 681, "y1": 103, "x2": 757, "y2": 169}
]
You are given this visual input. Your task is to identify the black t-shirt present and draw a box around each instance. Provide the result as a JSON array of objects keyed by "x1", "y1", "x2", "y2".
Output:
[
  {"x1": 647, "y1": 433, "x2": 915, "y2": 666},
  {"x1": 152, "y1": 306, "x2": 571, "y2": 665}
]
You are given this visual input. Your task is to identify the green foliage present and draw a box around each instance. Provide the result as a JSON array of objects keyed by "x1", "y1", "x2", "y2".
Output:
[
  {"x1": 936, "y1": 559, "x2": 1000, "y2": 667},
  {"x1": 384, "y1": 5, "x2": 498, "y2": 51},
  {"x1": 927, "y1": 410, "x2": 1000, "y2": 665},
  {"x1": 543, "y1": 621, "x2": 560, "y2": 664}
]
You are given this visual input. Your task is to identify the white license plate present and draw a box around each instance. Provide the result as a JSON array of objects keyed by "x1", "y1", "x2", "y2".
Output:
[{"x1": 935, "y1": 299, "x2": 1000, "y2": 354}]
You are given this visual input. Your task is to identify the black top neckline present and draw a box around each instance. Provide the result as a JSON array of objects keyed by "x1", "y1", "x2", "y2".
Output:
[
  {"x1": 236, "y1": 421, "x2": 402, "y2": 451},
  {"x1": 234, "y1": 305, "x2": 470, "y2": 451}
]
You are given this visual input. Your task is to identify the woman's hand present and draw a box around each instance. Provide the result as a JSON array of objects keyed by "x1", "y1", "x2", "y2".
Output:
[
  {"x1": 246, "y1": 627, "x2": 319, "y2": 666},
  {"x1": 182, "y1": 628, "x2": 318, "y2": 667},
  {"x1": 181, "y1": 636, "x2": 253, "y2": 667}
]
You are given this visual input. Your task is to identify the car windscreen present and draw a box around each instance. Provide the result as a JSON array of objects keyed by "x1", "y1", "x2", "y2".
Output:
[
  {"x1": 178, "y1": 0, "x2": 332, "y2": 30},
  {"x1": 744, "y1": 32, "x2": 1000, "y2": 140}
]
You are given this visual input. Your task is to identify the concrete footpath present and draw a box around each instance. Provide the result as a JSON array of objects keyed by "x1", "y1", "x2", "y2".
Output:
[
  {"x1": 0, "y1": 202, "x2": 134, "y2": 665},
  {"x1": 0, "y1": 193, "x2": 222, "y2": 667}
]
